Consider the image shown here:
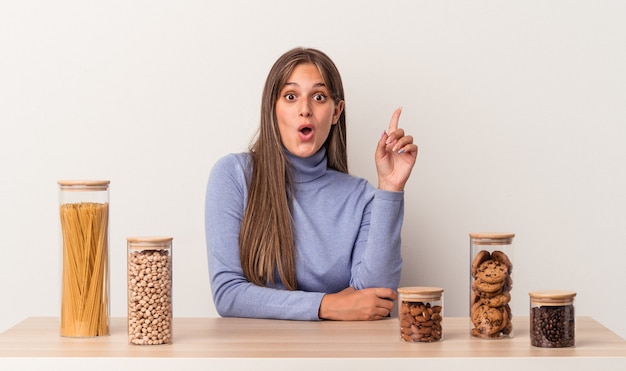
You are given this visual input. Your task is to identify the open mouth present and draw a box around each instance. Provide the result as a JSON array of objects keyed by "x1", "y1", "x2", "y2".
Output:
[{"x1": 298, "y1": 124, "x2": 314, "y2": 141}]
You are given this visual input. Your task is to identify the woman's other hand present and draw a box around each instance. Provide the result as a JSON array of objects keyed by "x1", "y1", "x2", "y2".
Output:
[{"x1": 318, "y1": 287, "x2": 397, "y2": 321}]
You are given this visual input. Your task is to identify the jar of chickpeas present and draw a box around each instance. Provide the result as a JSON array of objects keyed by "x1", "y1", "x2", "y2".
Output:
[
  {"x1": 398, "y1": 287, "x2": 444, "y2": 343},
  {"x1": 127, "y1": 237, "x2": 173, "y2": 345}
]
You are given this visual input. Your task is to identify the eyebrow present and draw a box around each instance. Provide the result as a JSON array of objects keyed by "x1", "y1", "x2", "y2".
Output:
[{"x1": 283, "y1": 82, "x2": 327, "y2": 88}]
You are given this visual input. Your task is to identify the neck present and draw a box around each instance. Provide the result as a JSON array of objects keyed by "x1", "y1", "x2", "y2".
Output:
[{"x1": 285, "y1": 147, "x2": 327, "y2": 183}]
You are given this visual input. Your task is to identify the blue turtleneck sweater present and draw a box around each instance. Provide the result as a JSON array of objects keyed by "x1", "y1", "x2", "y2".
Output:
[{"x1": 205, "y1": 148, "x2": 404, "y2": 320}]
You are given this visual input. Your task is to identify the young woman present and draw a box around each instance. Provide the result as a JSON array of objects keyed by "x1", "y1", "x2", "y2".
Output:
[{"x1": 205, "y1": 47, "x2": 417, "y2": 321}]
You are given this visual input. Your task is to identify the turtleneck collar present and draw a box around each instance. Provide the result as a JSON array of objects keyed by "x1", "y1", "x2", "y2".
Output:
[{"x1": 285, "y1": 147, "x2": 328, "y2": 184}]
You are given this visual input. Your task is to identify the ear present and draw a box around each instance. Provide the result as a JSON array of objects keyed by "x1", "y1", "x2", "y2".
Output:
[{"x1": 332, "y1": 100, "x2": 345, "y2": 124}]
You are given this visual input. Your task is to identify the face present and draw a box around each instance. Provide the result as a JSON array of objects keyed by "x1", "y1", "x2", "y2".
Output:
[{"x1": 275, "y1": 63, "x2": 344, "y2": 158}]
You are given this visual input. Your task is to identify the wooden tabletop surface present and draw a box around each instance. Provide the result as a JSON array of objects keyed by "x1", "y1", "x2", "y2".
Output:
[{"x1": 1, "y1": 316, "x2": 625, "y2": 359}]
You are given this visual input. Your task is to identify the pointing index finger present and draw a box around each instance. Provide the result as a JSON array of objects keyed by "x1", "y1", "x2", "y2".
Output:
[{"x1": 388, "y1": 107, "x2": 402, "y2": 133}]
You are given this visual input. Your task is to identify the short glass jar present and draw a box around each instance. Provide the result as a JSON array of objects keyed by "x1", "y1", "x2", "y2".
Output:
[
  {"x1": 127, "y1": 237, "x2": 173, "y2": 345},
  {"x1": 469, "y1": 232, "x2": 515, "y2": 339},
  {"x1": 398, "y1": 287, "x2": 444, "y2": 343},
  {"x1": 529, "y1": 290, "x2": 576, "y2": 348}
]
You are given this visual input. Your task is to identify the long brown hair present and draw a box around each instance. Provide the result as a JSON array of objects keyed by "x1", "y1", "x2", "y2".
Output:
[{"x1": 239, "y1": 47, "x2": 347, "y2": 290}]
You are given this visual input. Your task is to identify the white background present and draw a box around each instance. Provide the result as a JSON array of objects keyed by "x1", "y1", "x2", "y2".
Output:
[{"x1": 1, "y1": 0, "x2": 625, "y2": 340}]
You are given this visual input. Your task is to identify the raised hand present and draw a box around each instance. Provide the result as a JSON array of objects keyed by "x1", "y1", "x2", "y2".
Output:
[{"x1": 375, "y1": 107, "x2": 418, "y2": 192}]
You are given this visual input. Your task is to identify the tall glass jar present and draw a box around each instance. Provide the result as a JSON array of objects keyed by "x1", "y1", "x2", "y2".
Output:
[
  {"x1": 127, "y1": 237, "x2": 173, "y2": 345},
  {"x1": 398, "y1": 287, "x2": 444, "y2": 343},
  {"x1": 58, "y1": 180, "x2": 110, "y2": 337},
  {"x1": 529, "y1": 290, "x2": 576, "y2": 348},
  {"x1": 469, "y1": 232, "x2": 514, "y2": 339}
]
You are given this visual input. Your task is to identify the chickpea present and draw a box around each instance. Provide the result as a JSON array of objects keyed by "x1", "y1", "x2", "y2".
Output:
[{"x1": 128, "y1": 249, "x2": 172, "y2": 345}]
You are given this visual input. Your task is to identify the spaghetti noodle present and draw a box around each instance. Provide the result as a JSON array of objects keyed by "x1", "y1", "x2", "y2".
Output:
[{"x1": 59, "y1": 202, "x2": 109, "y2": 337}]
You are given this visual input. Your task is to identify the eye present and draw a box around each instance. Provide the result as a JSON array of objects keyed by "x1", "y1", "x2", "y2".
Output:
[
  {"x1": 313, "y1": 93, "x2": 327, "y2": 102},
  {"x1": 284, "y1": 93, "x2": 296, "y2": 101}
]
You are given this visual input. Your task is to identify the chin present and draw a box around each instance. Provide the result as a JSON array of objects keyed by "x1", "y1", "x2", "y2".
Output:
[
  {"x1": 288, "y1": 146, "x2": 318, "y2": 158},
  {"x1": 291, "y1": 151, "x2": 314, "y2": 158}
]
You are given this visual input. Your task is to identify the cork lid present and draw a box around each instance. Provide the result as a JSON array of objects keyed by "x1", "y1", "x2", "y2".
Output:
[
  {"x1": 58, "y1": 180, "x2": 110, "y2": 191},
  {"x1": 398, "y1": 286, "x2": 444, "y2": 301},
  {"x1": 470, "y1": 232, "x2": 515, "y2": 245},
  {"x1": 529, "y1": 290, "x2": 576, "y2": 305},
  {"x1": 127, "y1": 236, "x2": 173, "y2": 250}
]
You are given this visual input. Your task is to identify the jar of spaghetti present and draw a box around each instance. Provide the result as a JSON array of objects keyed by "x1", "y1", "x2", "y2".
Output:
[
  {"x1": 469, "y1": 232, "x2": 515, "y2": 339},
  {"x1": 398, "y1": 287, "x2": 444, "y2": 343},
  {"x1": 58, "y1": 180, "x2": 110, "y2": 337},
  {"x1": 127, "y1": 237, "x2": 173, "y2": 345},
  {"x1": 529, "y1": 290, "x2": 576, "y2": 348}
]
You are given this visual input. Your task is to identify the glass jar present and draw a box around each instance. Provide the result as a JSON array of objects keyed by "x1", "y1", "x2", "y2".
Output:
[
  {"x1": 127, "y1": 237, "x2": 173, "y2": 345},
  {"x1": 469, "y1": 232, "x2": 515, "y2": 339},
  {"x1": 529, "y1": 290, "x2": 576, "y2": 348},
  {"x1": 58, "y1": 180, "x2": 110, "y2": 337},
  {"x1": 398, "y1": 287, "x2": 444, "y2": 343}
]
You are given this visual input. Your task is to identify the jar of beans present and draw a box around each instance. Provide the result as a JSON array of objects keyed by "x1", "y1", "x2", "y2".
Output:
[
  {"x1": 529, "y1": 290, "x2": 576, "y2": 348},
  {"x1": 398, "y1": 287, "x2": 444, "y2": 343},
  {"x1": 127, "y1": 237, "x2": 173, "y2": 345},
  {"x1": 469, "y1": 233, "x2": 515, "y2": 339}
]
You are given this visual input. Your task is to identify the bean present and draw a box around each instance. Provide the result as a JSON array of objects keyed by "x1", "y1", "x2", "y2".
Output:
[{"x1": 530, "y1": 305, "x2": 575, "y2": 348}]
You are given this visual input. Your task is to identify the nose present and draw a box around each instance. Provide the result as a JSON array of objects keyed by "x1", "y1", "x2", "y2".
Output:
[{"x1": 299, "y1": 100, "x2": 312, "y2": 118}]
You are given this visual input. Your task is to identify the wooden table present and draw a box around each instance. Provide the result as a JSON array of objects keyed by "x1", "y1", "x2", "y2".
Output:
[{"x1": 1, "y1": 316, "x2": 625, "y2": 370}]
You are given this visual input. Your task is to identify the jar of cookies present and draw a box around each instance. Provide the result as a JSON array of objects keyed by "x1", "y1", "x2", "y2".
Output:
[
  {"x1": 127, "y1": 237, "x2": 173, "y2": 345},
  {"x1": 469, "y1": 233, "x2": 514, "y2": 339},
  {"x1": 529, "y1": 290, "x2": 576, "y2": 348},
  {"x1": 58, "y1": 180, "x2": 110, "y2": 337},
  {"x1": 398, "y1": 287, "x2": 444, "y2": 343}
]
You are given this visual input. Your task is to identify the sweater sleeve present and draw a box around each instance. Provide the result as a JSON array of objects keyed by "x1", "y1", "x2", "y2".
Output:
[
  {"x1": 349, "y1": 188, "x2": 404, "y2": 290},
  {"x1": 205, "y1": 154, "x2": 325, "y2": 320}
]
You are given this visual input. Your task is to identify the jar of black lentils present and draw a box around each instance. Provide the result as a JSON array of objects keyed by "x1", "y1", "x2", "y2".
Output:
[{"x1": 529, "y1": 290, "x2": 576, "y2": 348}]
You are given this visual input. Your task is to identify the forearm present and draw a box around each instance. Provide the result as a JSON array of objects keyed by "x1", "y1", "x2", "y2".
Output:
[
  {"x1": 210, "y1": 268, "x2": 325, "y2": 320},
  {"x1": 350, "y1": 189, "x2": 404, "y2": 289}
]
